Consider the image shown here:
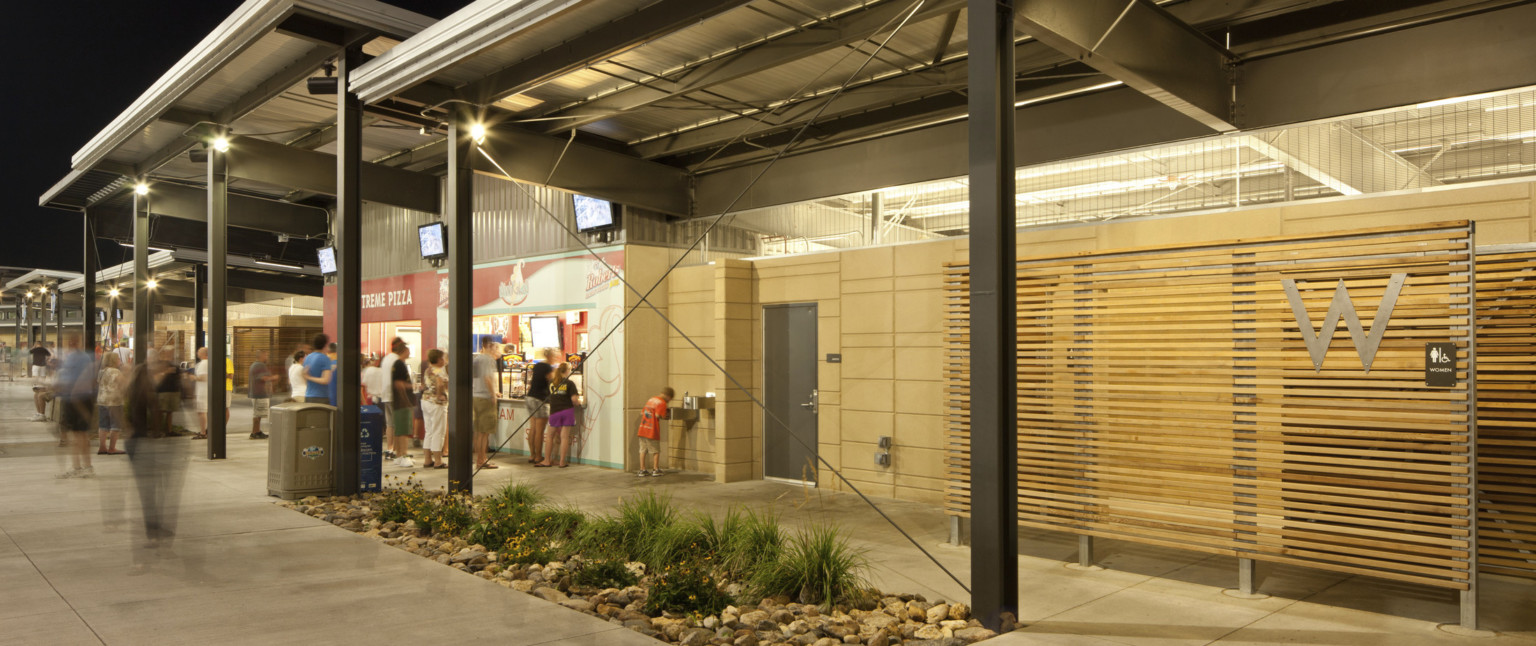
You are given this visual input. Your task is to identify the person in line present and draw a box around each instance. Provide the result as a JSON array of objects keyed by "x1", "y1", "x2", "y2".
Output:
[
  {"x1": 29, "y1": 341, "x2": 51, "y2": 383},
  {"x1": 471, "y1": 337, "x2": 500, "y2": 470},
  {"x1": 55, "y1": 336, "x2": 97, "y2": 479},
  {"x1": 152, "y1": 348, "x2": 182, "y2": 435},
  {"x1": 361, "y1": 354, "x2": 384, "y2": 406},
  {"x1": 536, "y1": 363, "x2": 582, "y2": 468},
  {"x1": 420, "y1": 348, "x2": 449, "y2": 469},
  {"x1": 248, "y1": 350, "x2": 276, "y2": 440},
  {"x1": 378, "y1": 339, "x2": 403, "y2": 458},
  {"x1": 389, "y1": 343, "x2": 415, "y2": 468},
  {"x1": 636, "y1": 386, "x2": 673, "y2": 477},
  {"x1": 192, "y1": 348, "x2": 210, "y2": 439},
  {"x1": 525, "y1": 348, "x2": 555, "y2": 464},
  {"x1": 97, "y1": 352, "x2": 127, "y2": 455},
  {"x1": 31, "y1": 368, "x2": 55, "y2": 422},
  {"x1": 302, "y1": 334, "x2": 333, "y2": 404},
  {"x1": 287, "y1": 350, "x2": 307, "y2": 403},
  {"x1": 415, "y1": 354, "x2": 431, "y2": 455},
  {"x1": 114, "y1": 340, "x2": 132, "y2": 369}
]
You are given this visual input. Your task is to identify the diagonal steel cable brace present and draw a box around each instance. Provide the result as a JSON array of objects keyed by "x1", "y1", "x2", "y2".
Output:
[{"x1": 464, "y1": 0, "x2": 970, "y2": 594}]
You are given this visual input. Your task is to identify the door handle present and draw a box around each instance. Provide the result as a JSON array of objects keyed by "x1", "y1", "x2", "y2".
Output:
[{"x1": 800, "y1": 388, "x2": 818, "y2": 414}]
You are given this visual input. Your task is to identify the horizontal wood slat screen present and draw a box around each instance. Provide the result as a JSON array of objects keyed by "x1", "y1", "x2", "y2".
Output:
[
  {"x1": 945, "y1": 221, "x2": 1477, "y2": 589},
  {"x1": 1473, "y1": 250, "x2": 1536, "y2": 580}
]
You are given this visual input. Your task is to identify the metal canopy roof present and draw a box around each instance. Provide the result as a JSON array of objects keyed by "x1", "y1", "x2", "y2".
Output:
[
  {"x1": 347, "y1": 0, "x2": 1536, "y2": 218},
  {"x1": 5, "y1": 269, "x2": 84, "y2": 291},
  {"x1": 40, "y1": 0, "x2": 436, "y2": 213}
]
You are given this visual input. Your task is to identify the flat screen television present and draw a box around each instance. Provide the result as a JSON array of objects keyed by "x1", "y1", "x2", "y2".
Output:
[
  {"x1": 317, "y1": 246, "x2": 337, "y2": 276},
  {"x1": 529, "y1": 316, "x2": 562, "y2": 351},
  {"x1": 418, "y1": 222, "x2": 447, "y2": 260},
  {"x1": 572, "y1": 194, "x2": 618, "y2": 232}
]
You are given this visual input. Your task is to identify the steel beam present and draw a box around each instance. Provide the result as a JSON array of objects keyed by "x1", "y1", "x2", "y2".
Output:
[
  {"x1": 139, "y1": 181, "x2": 328, "y2": 236},
  {"x1": 968, "y1": 0, "x2": 1019, "y2": 631},
  {"x1": 459, "y1": 0, "x2": 756, "y2": 105},
  {"x1": 474, "y1": 124, "x2": 691, "y2": 217},
  {"x1": 133, "y1": 192, "x2": 152, "y2": 366},
  {"x1": 194, "y1": 265, "x2": 206, "y2": 353},
  {"x1": 1239, "y1": 2, "x2": 1536, "y2": 128},
  {"x1": 226, "y1": 136, "x2": 440, "y2": 214},
  {"x1": 1015, "y1": 0, "x2": 1235, "y2": 131},
  {"x1": 227, "y1": 269, "x2": 323, "y2": 297},
  {"x1": 693, "y1": 86, "x2": 1211, "y2": 215},
  {"x1": 208, "y1": 139, "x2": 229, "y2": 460},
  {"x1": 83, "y1": 212, "x2": 97, "y2": 353},
  {"x1": 532, "y1": 0, "x2": 967, "y2": 134},
  {"x1": 334, "y1": 46, "x2": 363, "y2": 496},
  {"x1": 446, "y1": 112, "x2": 475, "y2": 495}
]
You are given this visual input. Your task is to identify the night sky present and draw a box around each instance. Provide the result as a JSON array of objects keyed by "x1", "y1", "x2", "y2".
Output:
[{"x1": 1, "y1": 0, "x2": 470, "y2": 273}]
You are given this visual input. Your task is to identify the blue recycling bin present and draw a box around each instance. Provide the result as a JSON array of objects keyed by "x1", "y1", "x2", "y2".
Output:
[{"x1": 359, "y1": 405, "x2": 384, "y2": 493}]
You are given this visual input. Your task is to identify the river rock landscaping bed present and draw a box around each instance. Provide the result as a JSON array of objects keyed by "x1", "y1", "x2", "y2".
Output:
[{"x1": 278, "y1": 481, "x2": 999, "y2": 646}]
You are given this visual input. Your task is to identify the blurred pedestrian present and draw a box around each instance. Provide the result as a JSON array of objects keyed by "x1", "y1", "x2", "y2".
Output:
[
  {"x1": 55, "y1": 335, "x2": 97, "y2": 479},
  {"x1": 248, "y1": 350, "x2": 275, "y2": 440},
  {"x1": 153, "y1": 348, "x2": 181, "y2": 435},
  {"x1": 125, "y1": 361, "x2": 187, "y2": 545},
  {"x1": 379, "y1": 339, "x2": 403, "y2": 458},
  {"x1": 97, "y1": 352, "x2": 127, "y2": 455},
  {"x1": 389, "y1": 344, "x2": 415, "y2": 468},
  {"x1": 29, "y1": 341, "x2": 51, "y2": 383}
]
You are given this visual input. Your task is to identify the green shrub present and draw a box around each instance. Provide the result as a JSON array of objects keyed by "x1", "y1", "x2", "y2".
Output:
[
  {"x1": 572, "y1": 557, "x2": 639, "y2": 589},
  {"x1": 644, "y1": 519, "x2": 710, "y2": 570},
  {"x1": 570, "y1": 515, "x2": 633, "y2": 561},
  {"x1": 644, "y1": 562, "x2": 730, "y2": 617},
  {"x1": 718, "y1": 507, "x2": 784, "y2": 581},
  {"x1": 748, "y1": 523, "x2": 870, "y2": 607},
  {"x1": 617, "y1": 490, "x2": 678, "y2": 535},
  {"x1": 493, "y1": 481, "x2": 546, "y2": 508}
]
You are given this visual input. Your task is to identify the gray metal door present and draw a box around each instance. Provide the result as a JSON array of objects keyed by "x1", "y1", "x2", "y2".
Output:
[{"x1": 763, "y1": 303, "x2": 818, "y2": 483}]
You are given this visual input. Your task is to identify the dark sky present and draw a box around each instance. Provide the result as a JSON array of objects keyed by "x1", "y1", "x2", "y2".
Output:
[{"x1": 1, "y1": 0, "x2": 470, "y2": 273}]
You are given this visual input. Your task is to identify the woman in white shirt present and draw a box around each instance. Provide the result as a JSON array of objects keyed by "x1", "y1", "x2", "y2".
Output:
[
  {"x1": 288, "y1": 350, "x2": 307, "y2": 402},
  {"x1": 193, "y1": 348, "x2": 210, "y2": 439}
]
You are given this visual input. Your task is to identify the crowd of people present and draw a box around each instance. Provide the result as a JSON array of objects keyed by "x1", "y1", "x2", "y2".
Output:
[{"x1": 28, "y1": 331, "x2": 677, "y2": 480}]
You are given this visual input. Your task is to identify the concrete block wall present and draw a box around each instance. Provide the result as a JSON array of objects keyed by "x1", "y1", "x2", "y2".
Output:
[{"x1": 658, "y1": 179, "x2": 1536, "y2": 504}]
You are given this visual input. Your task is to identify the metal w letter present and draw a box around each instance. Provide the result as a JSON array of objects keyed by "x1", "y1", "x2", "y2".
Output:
[{"x1": 1281, "y1": 274, "x2": 1406, "y2": 372}]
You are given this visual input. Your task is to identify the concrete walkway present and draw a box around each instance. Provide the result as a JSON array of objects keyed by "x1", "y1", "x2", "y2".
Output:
[{"x1": 2, "y1": 379, "x2": 1533, "y2": 645}]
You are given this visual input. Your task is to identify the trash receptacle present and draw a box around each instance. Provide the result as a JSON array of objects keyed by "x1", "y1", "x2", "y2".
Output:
[
  {"x1": 268, "y1": 401, "x2": 335, "y2": 499},
  {"x1": 358, "y1": 405, "x2": 384, "y2": 493}
]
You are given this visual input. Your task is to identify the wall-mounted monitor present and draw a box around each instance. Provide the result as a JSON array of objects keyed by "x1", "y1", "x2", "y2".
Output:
[
  {"x1": 572, "y1": 194, "x2": 619, "y2": 232},
  {"x1": 317, "y1": 247, "x2": 338, "y2": 276},
  {"x1": 529, "y1": 316, "x2": 562, "y2": 351},
  {"x1": 418, "y1": 222, "x2": 447, "y2": 260}
]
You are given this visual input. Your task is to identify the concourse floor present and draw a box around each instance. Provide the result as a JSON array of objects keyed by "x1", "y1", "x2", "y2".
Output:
[{"x1": 0, "y1": 378, "x2": 1532, "y2": 645}]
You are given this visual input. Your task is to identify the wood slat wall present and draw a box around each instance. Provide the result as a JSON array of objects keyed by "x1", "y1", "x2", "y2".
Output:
[
  {"x1": 945, "y1": 222, "x2": 1479, "y2": 589},
  {"x1": 1473, "y1": 251, "x2": 1536, "y2": 580}
]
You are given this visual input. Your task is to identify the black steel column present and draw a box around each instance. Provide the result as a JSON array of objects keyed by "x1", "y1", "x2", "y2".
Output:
[
  {"x1": 967, "y1": 0, "x2": 1018, "y2": 630},
  {"x1": 133, "y1": 188, "x2": 152, "y2": 365},
  {"x1": 194, "y1": 265, "x2": 205, "y2": 351},
  {"x1": 333, "y1": 46, "x2": 364, "y2": 495},
  {"x1": 83, "y1": 211, "x2": 97, "y2": 354},
  {"x1": 208, "y1": 139, "x2": 229, "y2": 460},
  {"x1": 446, "y1": 111, "x2": 476, "y2": 495}
]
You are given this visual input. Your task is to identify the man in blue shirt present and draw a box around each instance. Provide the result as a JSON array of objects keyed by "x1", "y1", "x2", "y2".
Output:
[
  {"x1": 302, "y1": 334, "x2": 333, "y2": 403},
  {"x1": 55, "y1": 335, "x2": 97, "y2": 479}
]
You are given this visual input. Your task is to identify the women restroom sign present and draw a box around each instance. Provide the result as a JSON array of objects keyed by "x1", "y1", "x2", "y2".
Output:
[{"x1": 1425, "y1": 342, "x2": 1457, "y2": 387}]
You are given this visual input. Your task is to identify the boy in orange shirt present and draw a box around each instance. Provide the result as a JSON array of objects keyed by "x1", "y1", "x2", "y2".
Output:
[{"x1": 636, "y1": 387, "x2": 673, "y2": 477}]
